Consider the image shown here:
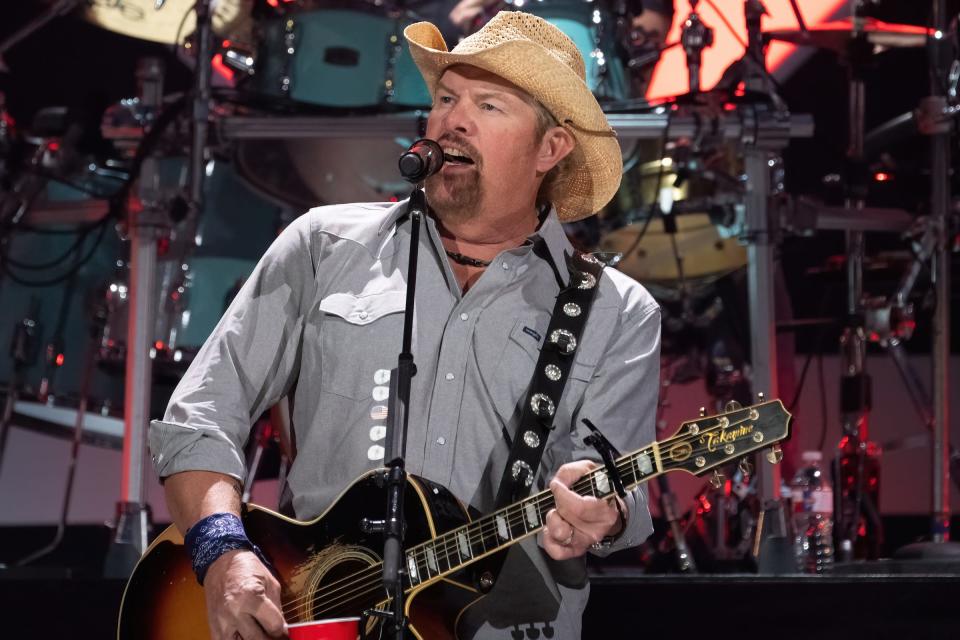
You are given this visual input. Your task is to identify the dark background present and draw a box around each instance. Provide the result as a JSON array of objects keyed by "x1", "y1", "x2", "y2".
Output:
[{"x1": 1, "y1": 0, "x2": 958, "y2": 357}]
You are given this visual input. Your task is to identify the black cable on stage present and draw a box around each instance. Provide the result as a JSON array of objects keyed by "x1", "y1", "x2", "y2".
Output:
[
  {"x1": 621, "y1": 107, "x2": 674, "y2": 258},
  {"x1": 1, "y1": 223, "x2": 97, "y2": 270},
  {"x1": 0, "y1": 218, "x2": 109, "y2": 288}
]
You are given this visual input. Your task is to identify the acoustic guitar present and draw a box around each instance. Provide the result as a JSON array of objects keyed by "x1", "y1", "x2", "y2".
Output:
[{"x1": 117, "y1": 399, "x2": 791, "y2": 639}]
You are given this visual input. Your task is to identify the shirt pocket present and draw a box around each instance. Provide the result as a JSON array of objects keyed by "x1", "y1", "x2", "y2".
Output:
[
  {"x1": 474, "y1": 312, "x2": 550, "y2": 427},
  {"x1": 475, "y1": 307, "x2": 605, "y2": 432},
  {"x1": 318, "y1": 290, "x2": 406, "y2": 401}
]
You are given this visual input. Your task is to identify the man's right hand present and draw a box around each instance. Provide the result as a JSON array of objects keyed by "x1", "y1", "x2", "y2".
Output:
[{"x1": 203, "y1": 549, "x2": 287, "y2": 640}]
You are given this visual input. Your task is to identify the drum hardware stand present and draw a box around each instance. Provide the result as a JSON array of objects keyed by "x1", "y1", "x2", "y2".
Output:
[
  {"x1": 0, "y1": 300, "x2": 41, "y2": 472},
  {"x1": 738, "y1": 95, "x2": 792, "y2": 571},
  {"x1": 893, "y1": 0, "x2": 960, "y2": 561},
  {"x1": 865, "y1": 219, "x2": 960, "y2": 495},
  {"x1": 649, "y1": 362, "x2": 698, "y2": 572},
  {"x1": 15, "y1": 301, "x2": 108, "y2": 567},
  {"x1": 104, "y1": 58, "x2": 167, "y2": 579},
  {"x1": 681, "y1": 0, "x2": 713, "y2": 94},
  {"x1": 828, "y1": 0, "x2": 893, "y2": 563},
  {"x1": 189, "y1": 0, "x2": 215, "y2": 218}
]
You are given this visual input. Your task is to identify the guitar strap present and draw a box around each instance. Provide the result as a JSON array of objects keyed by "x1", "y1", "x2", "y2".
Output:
[{"x1": 494, "y1": 251, "x2": 606, "y2": 508}]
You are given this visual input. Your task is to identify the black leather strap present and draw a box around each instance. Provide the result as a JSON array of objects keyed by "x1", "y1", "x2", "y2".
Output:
[{"x1": 494, "y1": 251, "x2": 606, "y2": 508}]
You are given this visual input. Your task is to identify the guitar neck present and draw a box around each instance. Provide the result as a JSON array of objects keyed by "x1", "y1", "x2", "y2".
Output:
[
  {"x1": 402, "y1": 400, "x2": 786, "y2": 588},
  {"x1": 402, "y1": 443, "x2": 660, "y2": 588}
]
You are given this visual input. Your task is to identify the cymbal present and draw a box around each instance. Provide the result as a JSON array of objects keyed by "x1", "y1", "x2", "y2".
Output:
[
  {"x1": 766, "y1": 17, "x2": 934, "y2": 54},
  {"x1": 85, "y1": 0, "x2": 253, "y2": 45}
]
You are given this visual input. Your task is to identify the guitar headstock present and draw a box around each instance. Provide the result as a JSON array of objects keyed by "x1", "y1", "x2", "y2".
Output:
[{"x1": 658, "y1": 399, "x2": 792, "y2": 476}]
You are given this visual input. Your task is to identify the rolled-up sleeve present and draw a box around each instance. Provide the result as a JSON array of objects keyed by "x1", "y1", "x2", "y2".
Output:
[
  {"x1": 572, "y1": 297, "x2": 661, "y2": 556},
  {"x1": 149, "y1": 213, "x2": 315, "y2": 481}
]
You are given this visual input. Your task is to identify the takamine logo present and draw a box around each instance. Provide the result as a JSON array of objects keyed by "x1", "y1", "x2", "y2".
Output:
[{"x1": 699, "y1": 423, "x2": 754, "y2": 452}]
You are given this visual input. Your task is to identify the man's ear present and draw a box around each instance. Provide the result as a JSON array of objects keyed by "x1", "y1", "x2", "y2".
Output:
[{"x1": 535, "y1": 126, "x2": 576, "y2": 175}]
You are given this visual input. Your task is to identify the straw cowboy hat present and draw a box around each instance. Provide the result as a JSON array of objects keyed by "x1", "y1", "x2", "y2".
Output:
[{"x1": 404, "y1": 11, "x2": 623, "y2": 222}]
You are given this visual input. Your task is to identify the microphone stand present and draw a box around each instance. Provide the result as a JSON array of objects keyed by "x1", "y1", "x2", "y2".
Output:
[{"x1": 367, "y1": 188, "x2": 427, "y2": 639}]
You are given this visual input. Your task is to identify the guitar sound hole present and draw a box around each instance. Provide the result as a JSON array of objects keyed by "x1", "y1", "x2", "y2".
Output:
[{"x1": 295, "y1": 546, "x2": 384, "y2": 624}]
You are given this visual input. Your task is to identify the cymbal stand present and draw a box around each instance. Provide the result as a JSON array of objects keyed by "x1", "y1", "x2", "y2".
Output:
[
  {"x1": 681, "y1": 0, "x2": 713, "y2": 94},
  {"x1": 734, "y1": 14, "x2": 793, "y2": 568},
  {"x1": 104, "y1": 58, "x2": 167, "y2": 578},
  {"x1": 189, "y1": 0, "x2": 215, "y2": 218},
  {"x1": 818, "y1": 0, "x2": 881, "y2": 563},
  {"x1": 894, "y1": 0, "x2": 960, "y2": 559}
]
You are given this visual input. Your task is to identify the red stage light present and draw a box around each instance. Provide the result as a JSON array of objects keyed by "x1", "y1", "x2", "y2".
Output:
[
  {"x1": 212, "y1": 53, "x2": 234, "y2": 83},
  {"x1": 55, "y1": 353, "x2": 65, "y2": 367}
]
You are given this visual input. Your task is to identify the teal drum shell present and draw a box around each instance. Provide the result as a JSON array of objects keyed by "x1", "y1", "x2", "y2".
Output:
[
  {"x1": 250, "y1": 6, "x2": 431, "y2": 109},
  {"x1": 508, "y1": 3, "x2": 629, "y2": 101},
  {"x1": 0, "y1": 167, "x2": 127, "y2": 411}
]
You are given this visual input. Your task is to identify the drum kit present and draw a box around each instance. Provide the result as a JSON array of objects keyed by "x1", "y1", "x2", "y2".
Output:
[{"x1": 0, "y1": 0, "x2": 955, "y2": 571}]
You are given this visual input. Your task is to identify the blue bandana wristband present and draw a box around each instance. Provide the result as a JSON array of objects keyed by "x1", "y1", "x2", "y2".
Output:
[{"x1": 184, "y1": 512, "x2": 270, "y2": 585}]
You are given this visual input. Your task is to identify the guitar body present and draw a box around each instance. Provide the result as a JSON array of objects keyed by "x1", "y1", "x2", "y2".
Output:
[{"x1": 118, "y1": 471, "x2": 490, "y2": 640}]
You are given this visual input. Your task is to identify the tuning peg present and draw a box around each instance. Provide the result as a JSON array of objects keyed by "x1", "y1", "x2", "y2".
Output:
[
  {"x1": 757, "y1": 392, "x2": 765, "y2": 402},
  {"x1": 709, "y1": 469, "x2": 725, "y2": 489},
  {"x1": 724, "y1": 400, "x2": 742, "y2": 412},
  {"x1": 699, "y1": 406, "x2": 707, "y2": 418},
  {"x1": 765, "y1": 444, "x2": 783, "y2": 465},
  {"x1": 738, "y1": 457, "x2": 754, "y2": 477}
]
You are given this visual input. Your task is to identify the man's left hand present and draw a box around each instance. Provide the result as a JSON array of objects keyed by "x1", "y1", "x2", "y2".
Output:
[{"x1": 540, "y1": 460, "x2": 626, "y2": 560}]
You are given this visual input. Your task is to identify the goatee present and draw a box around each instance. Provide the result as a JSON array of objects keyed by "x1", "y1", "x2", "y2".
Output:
[{"x1": 425, "y1": 169, "x2": 484, "y2": 223}]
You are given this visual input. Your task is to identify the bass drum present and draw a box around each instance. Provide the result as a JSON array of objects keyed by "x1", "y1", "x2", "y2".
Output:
[{"x1": 596, "y1": 145, "x2": 748, "y2": 293}]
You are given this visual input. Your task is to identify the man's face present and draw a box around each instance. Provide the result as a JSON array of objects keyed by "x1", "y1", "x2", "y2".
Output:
[{"x1": 424, "y1": 65, "x2": 545, "y2": 222}]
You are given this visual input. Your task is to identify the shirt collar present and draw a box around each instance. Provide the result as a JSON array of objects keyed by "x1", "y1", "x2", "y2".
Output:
[{"x1": 379, "y1": 199, "x2": 574, "y2": 285}]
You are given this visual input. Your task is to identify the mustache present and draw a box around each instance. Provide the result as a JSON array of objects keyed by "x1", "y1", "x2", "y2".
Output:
[{"x1": 437, "y1": 133, "x2": 482, "y2": 167}]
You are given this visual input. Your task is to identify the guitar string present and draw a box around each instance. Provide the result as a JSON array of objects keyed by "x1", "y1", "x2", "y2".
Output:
[
  {"x1": 282, "y1": 413, "x2": 770, "y2": 618},
  {"x1": 279, "y1": 412, "x2": 775, "y2": 617},
  {"x1": 280, "y1": 412, "x2": 772, "y2": 617}
]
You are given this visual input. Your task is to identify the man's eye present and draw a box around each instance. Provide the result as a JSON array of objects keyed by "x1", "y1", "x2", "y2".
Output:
[
  {"x1": 480, "y1": 103, "x2": 499, "y2": 112},
  {"x1": 438, "y1": 95, "x2": 454, "y2": 105}
]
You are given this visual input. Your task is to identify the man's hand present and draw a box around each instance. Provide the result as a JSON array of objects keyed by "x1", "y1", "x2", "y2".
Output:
[
  {"x1": 540, "y1": 460, "x2": 626, "y2": 561},
  {"x1": 203, "y1": 549, "x2": 287, "y2": 640}
]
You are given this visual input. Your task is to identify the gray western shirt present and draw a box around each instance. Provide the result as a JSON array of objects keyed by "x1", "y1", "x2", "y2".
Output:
[{"x1": 150, "y1": 200, "x2": 660, "y2": 638}]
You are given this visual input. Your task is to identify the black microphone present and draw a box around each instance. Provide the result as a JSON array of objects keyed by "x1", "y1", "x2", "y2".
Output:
[{"x1": 398, "y1": 139, "x2": 444, "y2": 183}]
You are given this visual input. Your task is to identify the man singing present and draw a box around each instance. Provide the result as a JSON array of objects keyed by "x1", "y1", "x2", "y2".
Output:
[{"x1": 150, "y1": 11, "x2": 660, "y2": 639}]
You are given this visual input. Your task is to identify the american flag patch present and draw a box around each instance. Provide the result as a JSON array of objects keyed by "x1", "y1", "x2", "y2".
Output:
[{"x1": 370, "y1": 405, "x2": 389, "y2": 420}]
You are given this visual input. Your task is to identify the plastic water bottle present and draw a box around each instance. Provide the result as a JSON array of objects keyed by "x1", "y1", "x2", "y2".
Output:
[{"x1": 790, "y1": 451, "x2": 834, "y2": 574}]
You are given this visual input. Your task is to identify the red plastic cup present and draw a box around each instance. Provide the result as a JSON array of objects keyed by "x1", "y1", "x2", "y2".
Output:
[{"x1": 286, "y1": 618, "x2": 360, "y2": 640}]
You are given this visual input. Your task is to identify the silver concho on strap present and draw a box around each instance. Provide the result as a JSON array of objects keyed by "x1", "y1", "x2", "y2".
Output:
[
  {"x1": 530, "y1": 392, "x2": 555, "y2": 418},
  {"x1": 580, "y1": 253, "x2": 602, "y2": 265},
  {"x1": 522, "y1": 430, "x2": 541, "y2": 448},
  {"x1": 562, "y1": 302, "x2": 581, "y2": 317},
  {"x1": 544, "y1": 364, "x2": 562, "y2": 381},
  {"x1": 549, "y1": 328, "x2": 577, "y2": 354},
  {"x1": 577, "y1": 273, "x2": 597, "y2": 290},
  {"x1": 511, "y1": 460, "x2": 535, "y2": 486}
]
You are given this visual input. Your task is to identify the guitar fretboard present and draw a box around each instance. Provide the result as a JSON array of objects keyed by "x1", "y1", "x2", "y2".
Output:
[{"x1": 403, "y1": 444, "x2": 660, "y2": 587}]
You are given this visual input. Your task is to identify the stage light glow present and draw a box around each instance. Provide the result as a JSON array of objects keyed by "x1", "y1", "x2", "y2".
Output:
[{"x1": 647, "y1": 0, "x2": 848, "y2": 100}]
